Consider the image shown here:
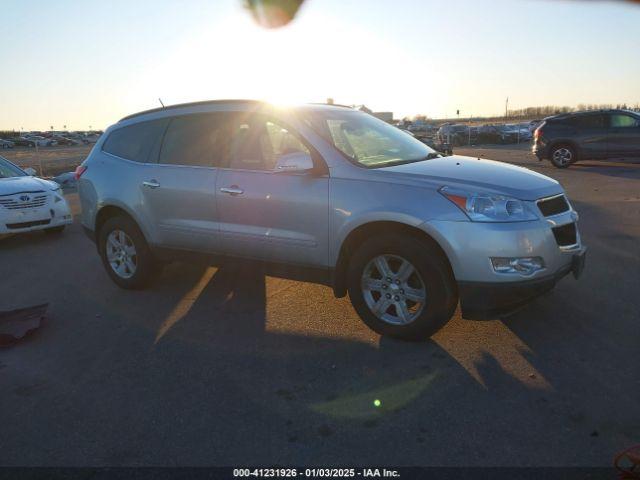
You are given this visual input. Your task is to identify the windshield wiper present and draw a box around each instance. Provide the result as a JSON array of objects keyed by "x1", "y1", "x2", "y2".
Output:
[
  {"x1": 401, "y1": 152, "x2": 441, "y2": 163},
  {"x1": 371, "y1": 153, "x2": 442, "y2": 169}
]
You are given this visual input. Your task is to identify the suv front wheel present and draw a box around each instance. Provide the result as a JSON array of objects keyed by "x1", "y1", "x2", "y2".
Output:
[
  {"x1": 98, "y1": 215, "x2": 162, "y2": 289},
  {"x1": 347, "y1": 233, "x2": 458, "y2": 341},
  {"x1": 550, "y1": 144, "x2": 577, "y2": 168}
]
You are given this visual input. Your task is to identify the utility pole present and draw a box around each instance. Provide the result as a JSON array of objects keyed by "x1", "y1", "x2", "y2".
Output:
[{"x1": 505, "y1": 97, "x2": 509, "y2": 120}]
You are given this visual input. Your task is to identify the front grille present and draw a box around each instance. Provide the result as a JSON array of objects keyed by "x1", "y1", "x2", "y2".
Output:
[
  {"x1": 6, "y1": 219, "x2": 51, "y2": 230},
  {"x1": 552, "y1": 223, "x2": 577, "y2": 247},
  {"x1": 537, "y1": 194, "x2": 570, "y2": 217},
  {"x1": 0, "y1": 194, "x2": 48, "y2": 210}
]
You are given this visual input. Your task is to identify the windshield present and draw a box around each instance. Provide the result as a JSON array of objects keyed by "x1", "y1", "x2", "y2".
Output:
[
  {"x1": 0, "y1": 155, "x2": 27, "y2": 178},
  {"x1": 301, "y1": 109, "x2": 437, "y2": 168}
]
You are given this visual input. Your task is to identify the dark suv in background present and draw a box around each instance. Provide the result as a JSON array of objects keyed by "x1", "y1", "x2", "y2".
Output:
[{"x1": 533, "y1": 109, "x2": 640, "y2": 168}]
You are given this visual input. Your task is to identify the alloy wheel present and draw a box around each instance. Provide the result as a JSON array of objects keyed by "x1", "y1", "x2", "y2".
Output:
[
  {"x1": 552, "y1": 147, "x2": 572, "y2": 166},
  {"x1": 106, "y1": 230, "x2": 137, "y2": 279},
  {"x1": 361, "y1": 254, "x2": 427, "y2": 325}
]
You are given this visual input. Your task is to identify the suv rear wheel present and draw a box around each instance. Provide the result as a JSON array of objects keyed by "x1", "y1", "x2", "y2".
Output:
[
  {"x1": 550, "y1": 144, "x2": 577, "y2": 168},
  {"x1": 347, "y1": 233, "x2": 457, "y2": 341},
  {"x1": 98, "y1": 215, "x2": 161, "y2": 289}
]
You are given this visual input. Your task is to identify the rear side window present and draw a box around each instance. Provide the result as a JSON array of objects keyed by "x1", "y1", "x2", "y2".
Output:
[
  {"x1": 610, "y1": 114, "x2": 639, "y2": 128},
  {"x1": 576, "y1": 115, "x2": 605, "y2": 128},
  {"x1": 564, "y1": 114, "x2": 606, "y2": 129},
  {"x1": 159, "y1": 114, "x2": 230, "y2": 167},
  {"x1": 102, "y1": 120, "x2": 166, "y2": 163}
]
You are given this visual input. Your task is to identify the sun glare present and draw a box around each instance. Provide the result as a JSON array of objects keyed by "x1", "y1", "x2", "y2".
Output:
[{"x1": 127, "y1": 9, "x2": 438, "y2": 116}]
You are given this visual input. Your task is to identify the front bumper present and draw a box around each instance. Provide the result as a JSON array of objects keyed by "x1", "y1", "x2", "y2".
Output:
[
  {"x1": 0, "y1": 195, "x2": 73, "y2": 235},
  {"x1": 458, "y1": 248, "x2": 586, "y2": 320},
  {"x1": 420, "y1": 198, "x2": 586, "y2": 318}
]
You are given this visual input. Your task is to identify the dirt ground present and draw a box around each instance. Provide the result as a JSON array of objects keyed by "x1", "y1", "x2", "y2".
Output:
[
  {"x1": 1, "y1": 144, "x2": 639, "y2": 467},
  {"x1": 2, "y1": 145, "x2": 92, "y2": 177}
]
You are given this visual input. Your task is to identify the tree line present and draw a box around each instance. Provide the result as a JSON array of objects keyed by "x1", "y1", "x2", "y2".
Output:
[
  {"x1": 409, "y1": 103, "x2": 640, "y2": 123},
  {"x1": 506, "y1": 103, "x2": 640, "y2": 119}
]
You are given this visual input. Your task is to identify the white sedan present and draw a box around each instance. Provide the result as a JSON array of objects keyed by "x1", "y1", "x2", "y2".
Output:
[{"x1": 0, "y1": 155, "x2": 73, "y2": 235}]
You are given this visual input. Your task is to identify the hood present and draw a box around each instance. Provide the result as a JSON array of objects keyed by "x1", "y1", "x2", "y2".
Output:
[
  {"x1": 379, "y1": 155, "x2": 562, "y2": 201},
  {"x1": 0, "y1": 176, "x2": 57, "y2": 196}
]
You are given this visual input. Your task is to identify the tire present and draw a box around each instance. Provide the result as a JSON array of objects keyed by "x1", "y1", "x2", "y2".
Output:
[
  {"x1": 550, "y1": 144, "x2": 577, "y2": 168},
  {"x1": 44, "y1": 226, "x2": 65, "y2": 234},
  {"x1": 98, "y1": 215, "x2": 161, "y2": 289},
  {"x1": 347, "y1": 233, "x2": 458, "y2": 341}
]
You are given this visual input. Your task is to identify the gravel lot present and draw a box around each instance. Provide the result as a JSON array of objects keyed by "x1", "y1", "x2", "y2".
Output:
[
  {"x1": 1, "y1": 145, "x2": 638, "y2": 466},
  {"x1": 2, "y1": 145, "x2": 92, "y2": 177}
]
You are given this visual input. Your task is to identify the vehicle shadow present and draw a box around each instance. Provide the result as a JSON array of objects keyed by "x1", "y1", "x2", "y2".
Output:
[
  {"x1": 2, "y1": 212, "x2": 637, "y2": 466},
  {"x1": 499, "y1": 198, "x2": 640, "y2": 454},
  {"x1": 76, "y1": 257, "x2": 632, "y2": 465},
  {"x1": 0, "y1": 229, "x2": 68, "y2": 250},
  {"x1": 568, "y1": 159, "x2": 640, "y2": 180}
]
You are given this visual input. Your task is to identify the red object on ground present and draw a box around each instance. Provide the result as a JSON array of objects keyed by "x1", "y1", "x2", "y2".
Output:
[
  {"x1": 615, "y1": 444, "x2": 640, "y2": 479},
  {"x1": 0, "y1": 304, "x2": 48, "y2": 347}
]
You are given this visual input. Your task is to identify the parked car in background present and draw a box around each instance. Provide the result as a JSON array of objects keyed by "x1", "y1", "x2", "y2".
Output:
[
  {"x1": 501, "y1": 124, "x2": 523, "y2": 141},
  {"x1": 533, "y1": 109, "x2": 640, "y2": 168},
  {"x1": 437, "y1": 124, "x2": 476, "y2": 146},
  {"x1": 401, "y1": 126, "x2": 453, "y2": 155},
  {"x1": 24, "y1": 135, "x2": 56, "y2": 147},
  {"x1": 0, "y1": 139, "x2": 15, "y2": 149},
  {"x1": 66, "y1": 133, "x2": 90, "y2": 144},
  {"x1": 478, "y1": 125, "x2": 519, "y2": 144},
  {"x1": 78, "y1": 100, "x2": 585, "y2": 341},
  {"x1": 0, "y1": 154, "x2": 73, "y2": 235},
  {"x1": 11, "y1": 137, "x2": 36, "y2": 147},
  {"x1": 51, "y1": 135, "x2": 77, "y2": 146},
  {"x1": 511, "y1": 123, "x2": 533, "y2": 142},
  {"x1": 52, "y1": 171, "x2": 78, "y2": 191},
  {"x1": 83, "y1": 133, "x2": 101, "y2": 144},
  {"x1": 421, "y1": 137, "x2": 453, "y2": 156}
]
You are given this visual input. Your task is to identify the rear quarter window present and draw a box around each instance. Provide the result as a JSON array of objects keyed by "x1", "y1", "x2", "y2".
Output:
[
  {"x1": 553, "y1": 114, "x2": 605, "y2": 129},
  {"x1": 610, "y1": 114, "x2": 640, "y2": 128},
  {"x1": 102, "y1": 119, "x2": 167, "y2": 163},
  {"x1": 574, "y1": 114, "x2": 606, "y2": 128}
]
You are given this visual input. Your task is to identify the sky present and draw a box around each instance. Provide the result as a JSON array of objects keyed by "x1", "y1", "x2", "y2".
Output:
[{"x1": 1, "y1": 0, "x2": 639, "y2": 131}]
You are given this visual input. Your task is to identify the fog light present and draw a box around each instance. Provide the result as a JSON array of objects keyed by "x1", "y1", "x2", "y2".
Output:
[{"x1": 491, "y1": 257, "x2": 545, "y2": 275}]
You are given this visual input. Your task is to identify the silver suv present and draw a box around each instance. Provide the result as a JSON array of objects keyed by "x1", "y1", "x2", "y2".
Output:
[{"x1": 78, "y1": 100, "x2": 586, "y2": 340}]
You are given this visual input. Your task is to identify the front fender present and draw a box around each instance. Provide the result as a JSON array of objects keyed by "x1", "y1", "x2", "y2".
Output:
[{"x1": 332, "y1": 210, "x2": 425, "y2": 266}]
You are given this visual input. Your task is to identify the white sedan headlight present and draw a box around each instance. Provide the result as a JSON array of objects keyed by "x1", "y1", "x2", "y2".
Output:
[
  {"x1": 440, "y1": 186, "x2": 538, "y2": 222},
  {"x1": 51, "y1": 186, "x2": 64, "y2": 202}
]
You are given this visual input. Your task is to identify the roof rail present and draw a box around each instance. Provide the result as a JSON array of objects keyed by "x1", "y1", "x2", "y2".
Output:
[
  {"x1": 307, "y1": 102, "x2": 354, "y2": 109},
  {"x1": 119, "y1": 99, "x2": 264, "y2": 122}
]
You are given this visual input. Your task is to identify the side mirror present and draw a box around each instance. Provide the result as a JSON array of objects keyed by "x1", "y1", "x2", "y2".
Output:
[
  {"x1": 24, "y1": 167, "x2": 37, "y2": 176},
  {"x1": 274, "y1": 151, "x2": 314, "y2": 173}
]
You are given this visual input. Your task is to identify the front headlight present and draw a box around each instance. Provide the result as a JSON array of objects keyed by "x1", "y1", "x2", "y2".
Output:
[
  {"x1": 439, "y1": 186, "x2": 539, "y2": 222},
  {"x1": 52, "y1": 187, "x2": 64, "y2": 203}
]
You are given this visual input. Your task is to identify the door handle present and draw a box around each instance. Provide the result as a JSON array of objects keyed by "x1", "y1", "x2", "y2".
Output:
[
  {"x1": 142, "y1": 180, "x2": 160, "y2": 189},
  {"x1": 220, "y1": 186, "x2": 244, "y2": 196}
]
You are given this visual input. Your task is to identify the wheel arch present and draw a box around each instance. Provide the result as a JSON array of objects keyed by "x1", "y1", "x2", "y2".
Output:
[
  {"x1": 94, "y1": 203, "x2": 150, "y2": 247},
  {"x1": 332, "y1": 220, "x2": 454, "y2": 298},
  {"x1": 548, "y1": 139, "x2": 581, "y2": 159}
]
